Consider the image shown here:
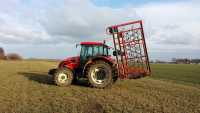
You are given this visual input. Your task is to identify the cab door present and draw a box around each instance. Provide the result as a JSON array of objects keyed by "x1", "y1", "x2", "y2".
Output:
[{"x1": 80, "y1": 45, "x2": 93, "y2": 66}]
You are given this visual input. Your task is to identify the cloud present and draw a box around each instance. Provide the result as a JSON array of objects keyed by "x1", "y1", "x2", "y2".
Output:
[
  {"x1": 162, "y1": 24, "x2": 180, "y2": 30},
  {"x1": 38, "y1": 0, "x2": 140, "y2": 42},
  {"x1": 0, "y1": 0, "x2": 20, "y2": 13},
  {"x1": 0, "y1": 0, "x2": 199, "y2": 59},
  {"x1": 137, "y1": 1, "x2": 200, "y2": 48},
  {"x1": 159, "y1": 32, "x2": 192, "y2": 45},
  {"x1": 0, "y1": 0, "x2": 140, "y2": 44}
]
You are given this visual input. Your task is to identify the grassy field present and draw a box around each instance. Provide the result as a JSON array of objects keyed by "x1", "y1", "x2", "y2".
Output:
[{"x1": 0, "y1": 60, "x2": 199, "y2": 113}]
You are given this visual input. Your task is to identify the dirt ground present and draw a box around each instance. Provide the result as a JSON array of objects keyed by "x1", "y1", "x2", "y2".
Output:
[{"x1": 0, "y1": 60, "x2": 199, "y2": 113}]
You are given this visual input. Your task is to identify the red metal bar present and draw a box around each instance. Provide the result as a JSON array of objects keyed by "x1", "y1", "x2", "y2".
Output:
[
  {"x1": 111, "y1": 32, "x2": 120, "y2": 78},
  {"x1": 118, "y1": 28, "x2": 142, "y2": 34},
  {"x1": 116, "y1": 32, "x2": 126, "y2": 78},
  {"x1": 140, "y1": 22, "x2": 151, "y2": 74},
  {"x1": 107, "y1": 20, "x2": 142, "y2": 28}
]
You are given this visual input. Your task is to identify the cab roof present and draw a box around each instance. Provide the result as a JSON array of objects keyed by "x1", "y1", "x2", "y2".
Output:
[
  {"x1": 80, "y1": 41, "x2": 112, "y2": 48},
  {"x1": 80, "y1": 42, "x2": 104, "y2": 45}
]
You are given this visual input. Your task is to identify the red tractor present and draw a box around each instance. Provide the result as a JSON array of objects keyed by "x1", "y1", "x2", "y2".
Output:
[{"x1": 48, "y1": 20, "x2": 151, "y2": 88}]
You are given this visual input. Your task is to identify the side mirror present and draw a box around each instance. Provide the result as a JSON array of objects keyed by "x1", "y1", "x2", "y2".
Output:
[
  {"x1": 108, "y1": 27, "x2": 113, "y2": 34},
  {"x1": 76, "y1": 44, "x2": 80, "y2": 48},
  {"x1": 107, "y1": 27, "x2": 118, "y2": 34},
  {"x1": 113, "y1": 51, "x2": 117, "y2": 56},
  {"x1": 113, "y1": 50, "x2": 125, "y2": 56}
]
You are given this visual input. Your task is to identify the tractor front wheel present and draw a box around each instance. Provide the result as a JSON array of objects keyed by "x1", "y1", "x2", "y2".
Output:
[
  {"x1": 87, "y1": 61, "x2": 112, "y2": 88},
  {"x1": 54, "y1": 68, "x2": 73, "y2": 87}
]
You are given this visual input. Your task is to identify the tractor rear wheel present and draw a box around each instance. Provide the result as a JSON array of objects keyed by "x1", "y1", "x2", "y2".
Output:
[
  {"x1": 87, "y1": 61, "x2": 112, "y2": 88},
  {"x1": 54, "y1": 68, "x2": 73, "y2": 87}
]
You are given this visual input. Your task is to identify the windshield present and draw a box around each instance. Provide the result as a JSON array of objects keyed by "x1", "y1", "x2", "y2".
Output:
[{"x1": 81, "y1": 45, "x2": 109, "y2": 57}]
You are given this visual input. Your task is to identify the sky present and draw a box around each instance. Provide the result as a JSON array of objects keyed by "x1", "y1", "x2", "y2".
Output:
[{"x1": 0, "y1": 0, "x2": 199, "y2": 61}]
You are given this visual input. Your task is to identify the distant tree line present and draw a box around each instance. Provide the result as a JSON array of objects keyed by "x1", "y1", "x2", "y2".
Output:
[
  {"x1": 0, "y1": 47, "x2": 22, "y2": 60},
  {"x1": 151, "y1": 58, "x2": 200, "y2": 64},
  {"x1": 172, "y1": 58, "x2": 200, "y2": 64}
]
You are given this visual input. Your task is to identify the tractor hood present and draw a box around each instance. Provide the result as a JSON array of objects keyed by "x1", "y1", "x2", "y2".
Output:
[
  {"x1": 63, "y1": 56, "x2": 80, "y2": 62},
  {"x1": 58, "y1": 56, "x2": 80, "y2": 69}
]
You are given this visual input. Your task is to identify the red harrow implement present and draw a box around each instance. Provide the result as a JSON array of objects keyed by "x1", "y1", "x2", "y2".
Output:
[{"x1": 107, "y1": 20, "x2": 151, "y2": 79}]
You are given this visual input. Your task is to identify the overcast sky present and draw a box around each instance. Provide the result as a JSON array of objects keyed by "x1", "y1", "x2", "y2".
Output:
[{"x1": 0, "y1": 0, "x2": 199, "y2": 61}]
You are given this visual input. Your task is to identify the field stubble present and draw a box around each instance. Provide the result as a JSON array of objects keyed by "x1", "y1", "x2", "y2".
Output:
[{"x1": 0, "y1": 60, "x2": 199, "y2": 113}]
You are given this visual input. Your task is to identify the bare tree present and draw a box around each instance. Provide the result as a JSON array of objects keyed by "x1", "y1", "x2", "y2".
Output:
[
  {"x1": 7, "y1": 53, "x2": 23, "y2": 60},
  {"x1": 0, "y1": 47, "x2": 6, "y2": 60}
]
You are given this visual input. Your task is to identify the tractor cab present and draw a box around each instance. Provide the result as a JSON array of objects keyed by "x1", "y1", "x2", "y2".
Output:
[{"x1": 79, "y1": 42, "x2": 111, "y2": 65}]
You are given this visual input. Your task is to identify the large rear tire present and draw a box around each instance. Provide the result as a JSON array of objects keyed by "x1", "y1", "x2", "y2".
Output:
[
  {"x1": 54, "y1": 68, "x2": 73, "y2": 87},
  {"x1": 87, "y1": 61, "x2": 113, "y2": 88}
]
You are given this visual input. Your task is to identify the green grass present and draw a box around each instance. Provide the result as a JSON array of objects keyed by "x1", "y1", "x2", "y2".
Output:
[
  {"x1": 0, "y1": 60, "x2": 199, "y2": 113},
  {"x1": 151, "y1": 64, "x2": 200, "y2": 85}
]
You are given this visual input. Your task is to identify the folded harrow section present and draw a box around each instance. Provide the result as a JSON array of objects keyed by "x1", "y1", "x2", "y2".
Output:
[{"x1": 107, "y1": 20, "x2": 151, "y2": 79}]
